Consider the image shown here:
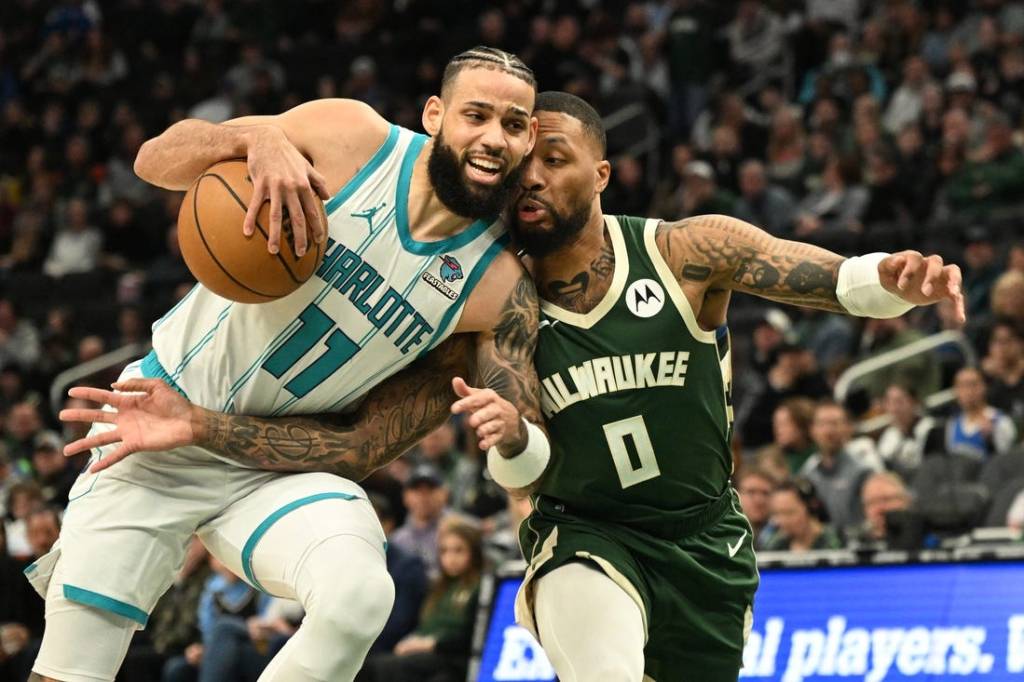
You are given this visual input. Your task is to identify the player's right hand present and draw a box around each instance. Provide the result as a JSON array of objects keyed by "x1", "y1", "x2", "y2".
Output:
[
  {"x1": 59, "y1": 378, "x2": 201, "y2": 473},
  {"x1": 243, "y1": 125, "x2": 330, "y2": 257}
]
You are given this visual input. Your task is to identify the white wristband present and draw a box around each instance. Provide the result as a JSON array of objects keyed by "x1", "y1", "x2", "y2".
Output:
[
  {"x1": 836, "y1": 253, "x2": 915, "y2": 318},
  {"x1": 487, "y1": 419, "x2": 550, "y2": 489}
]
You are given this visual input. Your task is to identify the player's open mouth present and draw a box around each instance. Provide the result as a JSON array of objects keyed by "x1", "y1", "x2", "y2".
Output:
[
  {"x1": 465, "y1": 157, "x2": 504, "y2": 185},
  {"x1": 517, "y1": 197, "x2": 548, "y2": 222}
]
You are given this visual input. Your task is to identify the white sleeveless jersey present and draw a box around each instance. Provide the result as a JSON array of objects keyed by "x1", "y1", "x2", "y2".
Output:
[{"x1": 150, "y1": 125, "x2": 508, "y2": 417}]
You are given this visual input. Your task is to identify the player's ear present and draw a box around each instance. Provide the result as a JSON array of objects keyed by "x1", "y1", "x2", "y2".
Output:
[
  {"x1": 595, "y1": 159, "x2": 612, "y2": 194},
  {"x1": 422, "y1": 95, "x2": 444, "y2": 136},
  {"x1": 525, "y1": 116, "x2": 539, "y2": 155}
]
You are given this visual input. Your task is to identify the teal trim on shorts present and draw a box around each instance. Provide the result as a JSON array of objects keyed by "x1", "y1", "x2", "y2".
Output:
[
  {"x1": 63, "y1": 584, "x2": 149, "y2": 626},
  {"x1": 242, "y1": 492, "x2": 361, "y2": 592},
  {"x1": 140, "y1": 350, "x2": 189, "y2": 399},
  {"x1": 325, "y1": 124, "x2": 400, "y2": 216}
]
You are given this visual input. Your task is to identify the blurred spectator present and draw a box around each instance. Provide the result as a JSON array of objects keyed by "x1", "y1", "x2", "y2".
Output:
[
  {"x1": 793, "y1": 155, "x2": 869, "y2": 244},
  {"x1": 4, "y1": 402, "x2": 43, "y2": 467},
  {"x1": 25, "y1": 505, "x2": 60, "y2": 560},
  {"x1": 664, "y1": 0, "x2": 720, "y2": 139},
  {"x1": 883, "y1": 55, "x2": 934, "y2": 135},
  {"x1": 679, "y1": 160, "x2": 736, "y2": 217},
  {"x1": 43, "y1": 197, "x2": 102, "y2": 278},
  {"x1": 856, "y1": 316, "x2": 942, "y2": 401},
  {"x1": 0, "y1": 300, "x2": 41, "y2": 373},
  {"x1": 31, "y1": 431, "x2": 75, "y2": 508},
  {"x1": 959, "y1": 225, "x2": 1002, "y2": 320},
  {"x1": 725, "y1": 0, "x2": 786, "y2": 94},
  {"x1": 482, "y1": 494, "x2": 533, "y2": 565},
  {"x1": 368, "y1": 493, "x2": 428, "y2": 656},
  {"x1": 876, "y1": 384, "x2": 937, "y2": 478},
  {"x1": 991, "y1": 270, "x2": 1024, "y2": 325},
  {"x1": 733, "y1": 159, "x2": 797, "y2": 236},
  {"x1": 0, "y1": 522, "x2": 43, "y2": 682},
  {"x1": 764, "y1": 105, "x2": 806, "y2": 194},
  {"x1": 858, "y1": 472, "x2": 913, "y2": 544},
  {"x1": 602, "y1": 155, "x2": 651, "y2": 217},
  {"x1": 755, "y1": 398, "x2": 817, "y2": 476},
  {"x1": 410, "y1": 423, "x2": 462, "y2": 489},
  {"x1": 390, "y1": 463, "x2": 449, "y2": 579},
  {"x1": 162, "y1": 555, "x2": 262, "y2": 682},
  {"x1": 1008, "y1": 241, "x2": 1024, "y2": 275},
  {"x1": 4, "y1": 482, "x2": 42, "y2": 560},
  {"x1": 791, "y1": 307, "x2": 855, "y2": 375},
  {"x1": 359, "y1": 515, "x2": 482, "y2": 682},
  {"x1": 736, "y1": 467, "x2": 779, "y2": 551},
  {"x1": 946, "y1": 111, "x2": 1024, "y2": 217},
  {"x1": 944, "y1": 367, "x2": 1017, "y2": 460},
  {"x1": 765, "y1": 478, "x2": 842, "y2": 552},
  {"x1": 800, "y1": 401, "x2": 874, "y2": 533},
  {"x1": 982, "y1": 319, "x2": 1024, "y2": 428},
  {"x1": 1008, "y1": 488, "x2": 1024, "y2": 531},
  {"x1": 705, "y1": 125, "x2": 742, "y2": 194}
]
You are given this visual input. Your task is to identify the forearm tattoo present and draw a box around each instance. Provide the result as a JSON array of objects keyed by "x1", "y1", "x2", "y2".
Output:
[
  {"x1": 197, "y1": 335, "x2": 472, "y2": 480},
  {"x1": 657, "y1": 215, "x2": 846, "y2": 312},
  {"x1": 476, "y1": 271, "x2": 542, "y2": 425}
]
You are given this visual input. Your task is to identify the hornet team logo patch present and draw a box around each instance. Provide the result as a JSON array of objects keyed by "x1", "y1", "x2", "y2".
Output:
[
  {"x1": 625, "y1": 278, "x2": 665, "y2": 318},
  {"x1": 422, "y1": 254, "x2": 462, "y2": 300},
  {"x1": 440, "y1": 255, "x2": 464, "y2": 282}
]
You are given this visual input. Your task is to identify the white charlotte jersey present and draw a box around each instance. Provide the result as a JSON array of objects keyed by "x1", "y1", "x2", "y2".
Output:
[{"x1": 150, "y1": 124, "x2": 508, "y2": 417}]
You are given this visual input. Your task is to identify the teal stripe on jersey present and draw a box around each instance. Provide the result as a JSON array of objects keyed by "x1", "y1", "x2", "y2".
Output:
[
  {"x1": 325, "y1": 124, "x2": 400, "y2": 216},
  {"x1": 271, "y1": 254, "x2": 434, "y2": 416},
  {"x1": 417, "y1": 233, "x2": 508, "y2": 360},
  {"x1": 170, "y1": 304, "x2": 233, "y2": 380},
  {"x1": 242, "y1": 492, "x2": 360, "y2": 593},
  {"x1": 152, "y1": 284, "x2": 199, "y2": 331},
  {"x1": 395, "y1": 134, "x2": 489, "y2": 255}
]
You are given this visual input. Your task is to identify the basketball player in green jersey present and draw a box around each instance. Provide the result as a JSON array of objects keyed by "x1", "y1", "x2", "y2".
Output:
[{"x1": 449, "y1": 91, "x2": 964, "y2": 682}]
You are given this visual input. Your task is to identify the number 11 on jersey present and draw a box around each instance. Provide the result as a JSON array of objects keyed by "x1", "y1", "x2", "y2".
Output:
[{"x1": 603, "y1": 415, "x2": 661, "y2": 489}]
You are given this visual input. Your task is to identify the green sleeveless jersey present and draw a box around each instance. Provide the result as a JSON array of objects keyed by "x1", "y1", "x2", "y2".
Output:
[{"x1": 534, "y1": 215, "x2": 734, "y2": 526}]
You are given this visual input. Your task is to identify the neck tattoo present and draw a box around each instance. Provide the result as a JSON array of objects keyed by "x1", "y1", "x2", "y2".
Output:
[{"x1": 545, "y1": 228, "x2": 615, "y2": 313}]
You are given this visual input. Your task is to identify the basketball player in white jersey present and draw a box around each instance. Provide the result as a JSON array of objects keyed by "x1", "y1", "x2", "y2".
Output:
[{"x1": 28, "y1": 47, "x2": 549, "y2": 682}]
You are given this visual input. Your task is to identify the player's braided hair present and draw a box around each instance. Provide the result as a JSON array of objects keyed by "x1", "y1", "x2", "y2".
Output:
[{"x1": 441, "y1": 46, "x2": 537, "y2": 98}]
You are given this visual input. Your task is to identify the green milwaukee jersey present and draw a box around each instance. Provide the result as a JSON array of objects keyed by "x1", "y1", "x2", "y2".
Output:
[{"x1": 534, "y1": 214, "x2": 734, "y2": 526}]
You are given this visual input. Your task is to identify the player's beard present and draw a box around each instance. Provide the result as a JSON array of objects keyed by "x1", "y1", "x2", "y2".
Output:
[
  {"x1": 509, "y1": 193, "x2": 592, "y2": 257},
  {"x1": 427, "y1": 130, "x2": 523, "y2": 222}
]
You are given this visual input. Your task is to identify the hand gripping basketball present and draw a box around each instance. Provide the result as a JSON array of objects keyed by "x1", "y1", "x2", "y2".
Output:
[
  {"x1": 242, "y1": 125, "x2": 330, "y2": 257},
  {"x1": 59, "y1": 379, "x2": 200, "y2": 473}
]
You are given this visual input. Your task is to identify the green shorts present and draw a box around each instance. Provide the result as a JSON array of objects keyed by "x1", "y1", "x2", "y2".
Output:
[{"x1": 516, "y1": 489, "x2": 759, "y2": 682}]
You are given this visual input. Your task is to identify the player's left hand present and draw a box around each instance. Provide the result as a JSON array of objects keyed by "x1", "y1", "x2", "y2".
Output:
[
  {"x1": 59, "y1": 378, "x2": 201, "y2": 473},
  {"x1": 450, "y1": 377, "x2": 528, "y2": 456},
  {"x1": 879, "y1": 251, "x2": 966, "y2": 323}
]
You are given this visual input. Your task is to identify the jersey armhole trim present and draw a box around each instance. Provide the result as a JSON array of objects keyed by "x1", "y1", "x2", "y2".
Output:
[
  {"x1": 325, "y1": 124, "x2": 401, "y2": 216},
  {"x1": 642, "y1": 219, "x2": 717, "y2": 344}
]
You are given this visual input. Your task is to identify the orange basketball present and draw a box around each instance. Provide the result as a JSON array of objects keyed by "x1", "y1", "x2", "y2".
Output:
[{"x1": 177, "y1": 159, "x2": 327, "y2": 303}]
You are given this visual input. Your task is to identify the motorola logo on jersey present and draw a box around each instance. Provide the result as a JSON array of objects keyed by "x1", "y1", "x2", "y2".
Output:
[{"x1": 625, "y1": 278, "x2": 665, "y2": 318}]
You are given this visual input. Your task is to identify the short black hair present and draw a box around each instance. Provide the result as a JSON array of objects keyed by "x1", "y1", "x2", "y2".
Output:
[
  {"x1": 534, "y1": 91, "x2": 606, "y2": 156},
  {"x1": 441, "y1": 46, "x2": 536, "y2": 99}
]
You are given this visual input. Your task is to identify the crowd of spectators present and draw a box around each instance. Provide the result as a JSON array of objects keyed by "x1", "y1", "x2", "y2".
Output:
[{"x1": 2, "y1": 0, "x2": 1024, "y2": 679}]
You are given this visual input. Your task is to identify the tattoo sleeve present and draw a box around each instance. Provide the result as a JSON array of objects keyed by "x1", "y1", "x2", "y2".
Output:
[
  {"x1": 474, "y1": 271, "x2": 543, "y2": 425},
  {"x1": 656, "y1": 214, "x2": 847, "y2": 313},
  {"x1": 193, "y1": 335, "x2": 472, "y2": 480}
]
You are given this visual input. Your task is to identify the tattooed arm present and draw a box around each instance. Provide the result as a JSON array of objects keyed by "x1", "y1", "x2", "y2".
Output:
[
  {"x1": 655, "y1": 214, "x2": 849, "y2": 312},
  {"x1": 61, "y1": 335, "x2": 473, "y2": 478}
]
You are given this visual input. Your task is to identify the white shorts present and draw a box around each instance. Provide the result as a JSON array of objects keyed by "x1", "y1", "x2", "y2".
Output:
[{"x1": 24, "y1": 361, "x2": 386, "y2": 629}]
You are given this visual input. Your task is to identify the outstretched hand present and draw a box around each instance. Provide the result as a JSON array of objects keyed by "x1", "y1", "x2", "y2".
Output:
[
  {"x1": 60, "y1": 379, "x2": 201, "y2": 473},
  {"x1": 450, "y1": 377, "x2": 527, "y2": 456},
  {"x1": 879, "y1": 251, "x2": 965, "y2": 323}
]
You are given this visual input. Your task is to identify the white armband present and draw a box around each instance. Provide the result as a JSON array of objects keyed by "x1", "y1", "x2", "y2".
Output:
[
  {"x1": 487, "y1": 419, "x2": 550, "y2": 489},
  {"x1": 836, "y1": 253, "x2": 915, "y2": 318}
]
